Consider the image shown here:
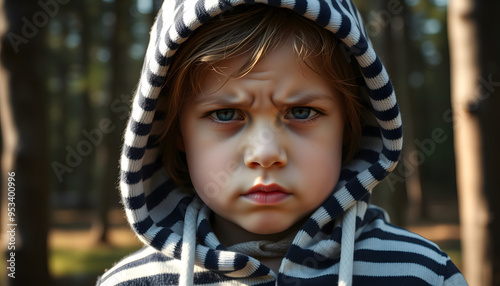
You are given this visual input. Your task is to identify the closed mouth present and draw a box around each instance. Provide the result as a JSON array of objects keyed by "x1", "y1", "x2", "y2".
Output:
[{"x1": 243, "y1": 183, "x2": 290, "y2": 205}]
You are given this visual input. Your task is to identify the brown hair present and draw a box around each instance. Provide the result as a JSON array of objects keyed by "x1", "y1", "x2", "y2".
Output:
[{"x1": 159, "y1": 4, "x2": 364, "y2": 188}]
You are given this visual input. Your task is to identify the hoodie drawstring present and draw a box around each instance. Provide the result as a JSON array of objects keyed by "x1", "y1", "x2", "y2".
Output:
[
  {"x1": 179, "y1": 198, "x2": 201, "y2": 286},
  {"x1": 338, "y1": 203, "x2": 357, "y2": 286},
  {"x1": 179, "y1": 198, "x2": 358, "y2": 286}
]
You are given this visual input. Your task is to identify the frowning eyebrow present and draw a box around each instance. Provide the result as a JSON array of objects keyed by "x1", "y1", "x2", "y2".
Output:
[
  {"x1": 278, "y1": 93, "x2": 335, "y2": 106},
  {"x1": 192, "y1": 91, "x2": 335, "y2": 108},
  {"x1": 192, "y1": 92, "x2": 254, "y2": 108}
]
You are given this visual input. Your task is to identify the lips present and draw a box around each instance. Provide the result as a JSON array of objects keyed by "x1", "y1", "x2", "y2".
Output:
[{"x1": 243, "y1": 183, "x2": 290, "y2": 205}]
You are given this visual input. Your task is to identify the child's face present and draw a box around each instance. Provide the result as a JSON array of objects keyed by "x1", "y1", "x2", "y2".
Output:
[{"x1": 179, "y1": 43, "x2": 344, "y2": 235}]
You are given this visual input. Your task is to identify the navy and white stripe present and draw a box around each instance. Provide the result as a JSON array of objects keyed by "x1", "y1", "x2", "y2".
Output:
[
  {"x1": 98, "y1": 206, "x2": 465, "y2": 285},
  {"x1": 98, "y1": 0, "x2": 467, "y2": 285}
]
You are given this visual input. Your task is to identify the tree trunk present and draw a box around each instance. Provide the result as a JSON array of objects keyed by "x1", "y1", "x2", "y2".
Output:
[
  {"x1": 92, "y1": 0, "x2": 133, "y2": 243},
  {"x1": 75, "y1": 0, "x2": 94, "y2": 209},
  {"x1": 50, "y1": 10, "x2": 70, "y2": 196},
  {"x1": 448, "y1": 0, "x2": 500, "y2": 285},
  {"x1": 0, "y1": 0, "x2": 51, "y2": 285},
  {"x1": 397, "y1": 1, "x2": 424, "y2": 223},
  {"x1": 376, "y1": 0, "x2": 408, "y2": 227},
  {"x1": 364, "y1": 0, "x2": 425, "y2": 227}
]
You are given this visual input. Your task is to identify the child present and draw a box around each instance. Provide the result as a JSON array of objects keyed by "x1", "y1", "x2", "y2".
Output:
[{"x1": 97, "y1": 1, "x2": 467, "y2": 285}]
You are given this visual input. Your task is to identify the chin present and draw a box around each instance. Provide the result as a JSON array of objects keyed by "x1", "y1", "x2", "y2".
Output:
[
  {"x1": 249, "y1": 227, "x2": 289, "y2": 235},
  {"x1": 243, "y1": 219, "x2": 296, "y2": 236}
]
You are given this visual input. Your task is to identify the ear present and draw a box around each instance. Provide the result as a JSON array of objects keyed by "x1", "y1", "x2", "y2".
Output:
[{"x1": 176, "y1": 134, "x2": 185, "y2": 152}]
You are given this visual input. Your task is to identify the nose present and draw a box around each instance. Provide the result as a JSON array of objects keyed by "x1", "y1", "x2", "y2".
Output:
[{"x1": 243, "y1": 127, "x2": 287, "y2": 168}]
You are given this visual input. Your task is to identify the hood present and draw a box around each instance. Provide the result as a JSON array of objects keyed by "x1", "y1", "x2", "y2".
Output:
[{"x1": 120, "y1": 0, "x2": 402, "y2": 284}]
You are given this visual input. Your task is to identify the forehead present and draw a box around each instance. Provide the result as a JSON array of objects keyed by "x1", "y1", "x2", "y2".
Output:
[{"x1": 188, "y1": 43, "x2": 338, "y2": 107}]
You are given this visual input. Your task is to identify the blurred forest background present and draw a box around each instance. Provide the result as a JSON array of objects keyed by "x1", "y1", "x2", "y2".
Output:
[{"x1": 0, "y1": 0, "x2": 499, "y2": 285}]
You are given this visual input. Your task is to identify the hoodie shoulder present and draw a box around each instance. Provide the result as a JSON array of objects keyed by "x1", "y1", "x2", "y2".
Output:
[
  {"x1": 353, "y1": 206, "x2": 468, "y2": 285},
  {"x1": 97, "y1": 247, "x2": 181, "y2": 286}
]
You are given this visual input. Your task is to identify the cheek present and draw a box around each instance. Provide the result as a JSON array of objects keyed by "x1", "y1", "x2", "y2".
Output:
[
  {"x1": 301, "y1": 146, "x2": 342, "y2": 183},
  {"x1": 292, "y1": 132, "x2": 343, "y2": 191},
  {"x1": 184, "y1": 141, "x2": 235, "y2": 201}
]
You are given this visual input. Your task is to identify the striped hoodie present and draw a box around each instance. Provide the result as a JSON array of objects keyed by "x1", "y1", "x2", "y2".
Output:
[{"x1": 96, "y1": 0, "x2": 468, "y2": 285}]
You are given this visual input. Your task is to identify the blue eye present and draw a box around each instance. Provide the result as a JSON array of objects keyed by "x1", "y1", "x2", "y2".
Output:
[
  {"x1": 291, "y1": 107, "x2": 311, "y2": 119},
  {"x1": 213, "y1": 109, "x2": 237, "y2": 121},
  {"x1": 284, "y1": 107, "x2": 322, "y2": 122},
  {"x1": 290, "y1": 107, "x2": 312, "y2": 119}
]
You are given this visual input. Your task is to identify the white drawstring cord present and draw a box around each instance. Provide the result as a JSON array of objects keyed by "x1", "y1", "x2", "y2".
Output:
[
  {"x1": 338, "y1": 203, "x2": 357, "y2": 286},
  {"x1": 179, "y1": 198, "x2": 201, "y2": 286},
  {"x1": 179, "y1": 198, "x2": 357, "y2": 285}
]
